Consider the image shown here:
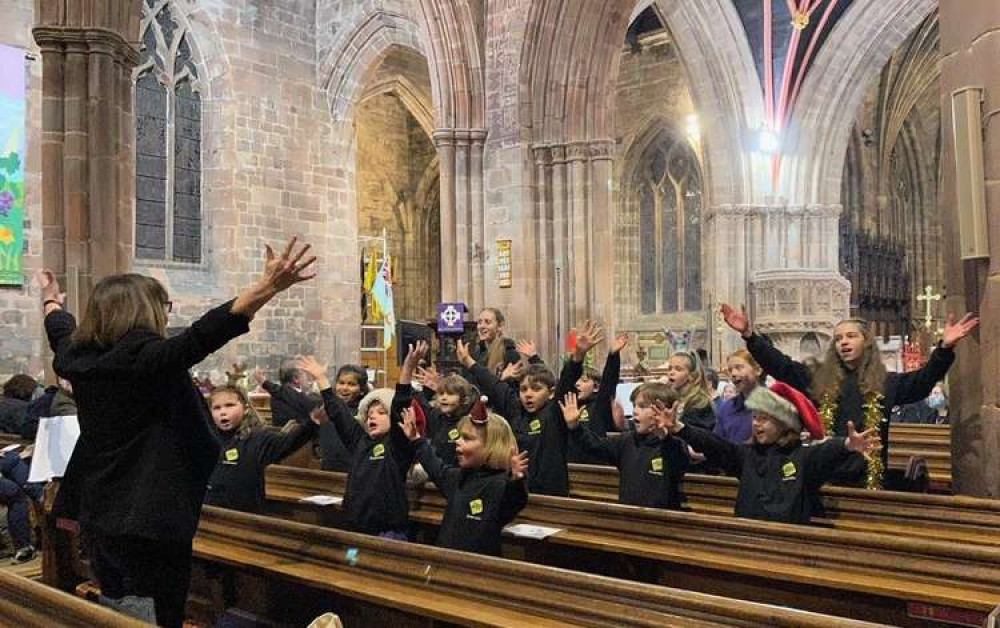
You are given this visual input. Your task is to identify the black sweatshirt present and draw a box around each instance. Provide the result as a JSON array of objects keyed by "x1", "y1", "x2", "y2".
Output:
[
  {"x1": 317, "y1": 396, "x2": 358, "y2": 472},
  {"x1": 321, "y1": 386, "x2": 415, "y2": 535},
  {"x1": 415, "y1": 439, "x2": 527, "y2": 556},
  {"x1": 567, "y1": 352, "x2": 621, "y2": 465},
  {"x1": 467, "y1": 359, "x2": 580, "y2": 496},
  {"x1": 680, "y1": 424, "x2": 857, "y2": 525},
  {"x1": 205, "y1": 422, "x2": 316, "y2": 513},
  {"x1": 745, "y1": 333, "x2": 954, "y2": 483},
  {"x1": 569, "y1": 427, "x2": 689, "y2": 508},
  {"x1": 262, "y1": 380, "x2": 321, "y2": 428}
]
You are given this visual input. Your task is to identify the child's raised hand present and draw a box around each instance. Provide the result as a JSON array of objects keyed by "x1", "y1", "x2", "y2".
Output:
[
  {"x1": 400, "y1": 341, "x2": 429, "y2": 384},
  {"x1": 515, "y1": 340, "x2": 537, "y2": 358},
  {"x1": 720, "y1": 303, "x2": 751, "y2": 337},
  {"x1": 400, "y1": 406, "x2": 420, "y2": 442},
  {"x1": 941, "y1": 312, "x2": 980, "y2": 349},
  {"x1": 414, "y1": 365, "x2": 441, "y2": 392},
  {"x1": 296, "y1": 355, "x2": 330, "y2": 389},
  {"x1": 611, "y1": 399, "x2": 626, "y2": 430},
  {"x1": 309, "y1": 405, "x2": 328, "y2": 426},
  {"x1": 510, "y1": 451, "x2": 529, "y2": 480},
  {"x1": 653, "y1": 400, "x2": 681, "y2": 434},
  {"x1": 558, "y1": 392, "x2": 582, "y2": 429},
  {"x1": 500, "y1": 360, "x2": 524, "y2": 382},
  {"x1": 845, "y1": 421, "x2": 880, "y2": 454},
  {"x1": 456, "y1": 338, "x2": 474, "y2": 368},
  {"x1": 574, "y1": 320, "x2": 606, "y2": 359},
  {"x1": 610, "y1": 332, "x2": 629, "y2": 354},
  {"x1": 37, "y1": 269, "x2": 65, "y2": 306}
]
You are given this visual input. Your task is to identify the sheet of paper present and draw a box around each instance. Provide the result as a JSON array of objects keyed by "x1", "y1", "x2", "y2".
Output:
[
  {"x1": 298, "y1": 494, "x2": 343, "y2": 506},
  {"x1": 1, "y1": 444, "x2": 21, "y2": 454},
  {"x1": 503, "y1": 524, "x2": 563, "y2": 540},
  {"x1": 28, "y1": 415, "x2": 80, "y2": 482}
]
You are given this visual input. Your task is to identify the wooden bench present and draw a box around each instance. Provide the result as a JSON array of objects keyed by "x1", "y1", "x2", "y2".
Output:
[
  {"x1": 566, "y1": 464, "x2": 998, "y2": 547},
  {"x1": 191, "y1": 506, "x2": 891, "y2": 628},
  {"x1": 888, "y1": 424, "x2": 951, "y2": 489},
  {"x1": 0, "y1": 570, "x2": 152, "y2": 627},
  {"x1": 264, "y1": 465, "x2": 1000, "y2": 627}
]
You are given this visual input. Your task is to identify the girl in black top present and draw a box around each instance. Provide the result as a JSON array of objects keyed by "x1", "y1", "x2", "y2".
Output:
[
  {"x1": 561, "y1": 382, "x2": 689, "y2": 509},
  {"x1": 664, "y1": 382, "x2": 879, "y2": 524},
  {"x1": 401, "y1": 400, "x2": 528, "y2": 556},
  {"x1": 721, "y1": 304, "x2": 978, "y2": 487},
  {"x1": 204, "y1": 385, "x2": 319, "y2": 513},
  {"x1": 298, "y1": 344, "x2": 426, "y2": 539},
  {"x1": 316, "y1": 364, "x2": 368, "y2": 471},
  {"x1": 410, "y1": 369, "x2": 479, "y2": 467}
]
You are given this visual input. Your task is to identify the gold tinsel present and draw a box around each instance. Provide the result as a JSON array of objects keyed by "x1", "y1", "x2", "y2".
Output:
[{"x1": 818, "y1": 392, "x2": 885, "y2": 490}]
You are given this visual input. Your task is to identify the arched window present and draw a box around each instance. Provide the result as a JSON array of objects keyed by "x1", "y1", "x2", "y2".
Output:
[
  {"x1": 134, "y1": 1, "x2": 202, "y2": 263},
  {"x1": 634, "y1": 131, "x2": 703, "y2": 315}
]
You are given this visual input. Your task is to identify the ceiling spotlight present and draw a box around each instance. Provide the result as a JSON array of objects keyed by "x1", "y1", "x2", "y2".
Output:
[{"x1": 757, "y1": 129, "x2": 780, "y2": 154}]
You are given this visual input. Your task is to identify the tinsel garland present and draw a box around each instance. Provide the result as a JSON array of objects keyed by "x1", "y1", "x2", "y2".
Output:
[{"x1": 818, "y1": 392, "x2": 885, "y2": 490}]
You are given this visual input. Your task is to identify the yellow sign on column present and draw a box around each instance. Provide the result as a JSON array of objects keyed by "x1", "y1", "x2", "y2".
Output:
[{"x1": 496, "y1": 239, "x2": 512, "y2": 288}]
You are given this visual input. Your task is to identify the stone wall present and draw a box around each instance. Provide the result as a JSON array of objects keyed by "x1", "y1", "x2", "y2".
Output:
[{"x1": 0, "y1": 0, "x2": 44, "y2": 380}]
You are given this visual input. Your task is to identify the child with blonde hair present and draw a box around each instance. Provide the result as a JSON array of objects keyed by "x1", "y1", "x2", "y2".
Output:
[
  {"x1": 664, "y1": 350, "x2": 716, "y2": 431},
  {"x1": 401, "y1": 400, "x2": 528, "y2": 556},
  {"x1": 204, "y1": 385, "x2": 320, "y2": 514}
]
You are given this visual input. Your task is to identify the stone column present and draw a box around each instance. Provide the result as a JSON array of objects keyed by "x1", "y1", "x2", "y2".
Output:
[
  {"x1": 531, "y1": 145, "x2": 556, "y2": 359},
  {"x1": 590, "y1": 140, "x2": 615, "y2": 333},
  {"x1": 30, "y1": 3, "x2": 139, "y2": 386},
  {"x1": 567, "y1": 141, "x2": 591, "y2": 326},
  {"x1": 33, "y1": 16, "x2": 139, "y2": 307},
  {"x1": 469, "y1": 130, "x2": 487, "y2": 313},
  {"x1": 551, "y1": 145, "x2": 569, "y2": 351},
  {"x1": 454, "y1": 130, "x2": 471, "y2": 302},
  {"x1": 939, "y1": 1, "x2": 1000, "y2": 496},
  {"x1": 434, "y1": 130, "x2": 457, "y2": 300}
]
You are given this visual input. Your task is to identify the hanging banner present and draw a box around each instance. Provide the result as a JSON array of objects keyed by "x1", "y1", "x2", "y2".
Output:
[{"x1": 0, "y1": 44, "x2": 25, "y2": 286}]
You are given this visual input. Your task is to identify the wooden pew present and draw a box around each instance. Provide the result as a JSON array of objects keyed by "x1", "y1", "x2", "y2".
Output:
[
  {"x1": 191, "y1": 505, "x2": 891, "y2": 628},
  {"x1": 0, "y1": 570, "x2": 152, "y2": 627},
  {"x1": 888, "y1": 423, "x2": 951, "y2": 489},
  {"x1": 566, "y1": 464, "x2": 997, "y2": 547},
  {"x1": 264, "y1": 465, "x2": 1000, "y2": 627}
]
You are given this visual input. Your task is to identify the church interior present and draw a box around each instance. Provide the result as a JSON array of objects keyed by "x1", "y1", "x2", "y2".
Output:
[{"x1": 0, "y1": 0, "x2": 999, "y2": 626}]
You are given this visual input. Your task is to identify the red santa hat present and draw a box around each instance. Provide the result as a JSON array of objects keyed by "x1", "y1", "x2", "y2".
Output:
[{"x1": 745, "y1": 381, "x2": 824, "y2": 440}]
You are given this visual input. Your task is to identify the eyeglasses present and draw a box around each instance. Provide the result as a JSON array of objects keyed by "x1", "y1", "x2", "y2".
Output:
[{"x1": 164, "y1": 301, "x2": 173, "y2": 313}]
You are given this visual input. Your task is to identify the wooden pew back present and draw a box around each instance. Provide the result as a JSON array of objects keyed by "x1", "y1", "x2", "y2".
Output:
[{"x1": 0, "y1": 570, "x2": 152, "y2": 627}]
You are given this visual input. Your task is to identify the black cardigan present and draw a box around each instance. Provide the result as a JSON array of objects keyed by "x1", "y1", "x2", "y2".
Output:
[{"x1": 46, "y1": 300, "x2": 251, "y2": 543}]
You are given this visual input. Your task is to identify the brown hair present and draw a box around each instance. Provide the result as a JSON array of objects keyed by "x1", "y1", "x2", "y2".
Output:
[
  {"x1": 438, "y1": 374, "x2": 478, "y2": 417},
  {"x1": 810, "y1": 319, "x2": 887, "y2": 401},
  {"x1": 521, "y1": 364, "x2": 556, "y2": 390},
  {"x1": 209, "y1": 385, "x2": 264, "y2": 440},
  {"x1": 726, "y1": 348, "x2": 761, "y2": 372},
  {"x1": 634, "y1": 382, "x2": 678, "y2": 408},
  {"x1": 458, "y1": 413, "x2": 517, "y2": 470},
  {"x1": 670, "y1": 351, "x2": 712, "y2": 410},
  {"x1": 73, "y1": 274, "x2": 170, "y2": 348},
  {"x1": 2, "y1": 374, "x2": 38, "y2": 401}
]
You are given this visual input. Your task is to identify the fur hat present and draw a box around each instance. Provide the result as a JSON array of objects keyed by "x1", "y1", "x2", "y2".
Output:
[
  {"x1": 358, "y1": 388, "x2": 395, "y2": 421},
  {"x1": 745, "y1": 382, "x2": 824, "y2": 439}
]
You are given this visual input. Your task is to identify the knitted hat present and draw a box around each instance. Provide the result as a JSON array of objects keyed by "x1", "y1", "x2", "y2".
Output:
[
  {"x1": 358, "y1": 388, "x2": 395, "y2": 421},
  {"x1": 745, "y1": 382, "x2": 824, "y2": 440}
]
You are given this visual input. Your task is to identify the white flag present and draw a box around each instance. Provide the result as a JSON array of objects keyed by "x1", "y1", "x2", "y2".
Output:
[{"x1": 371, "y1": 256, "x2": 395, "y2": 348}]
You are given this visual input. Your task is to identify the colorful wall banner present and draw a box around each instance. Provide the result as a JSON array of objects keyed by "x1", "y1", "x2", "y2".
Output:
[{"x1": 0, "y1": 44, "x2": 26, "y2": 286}]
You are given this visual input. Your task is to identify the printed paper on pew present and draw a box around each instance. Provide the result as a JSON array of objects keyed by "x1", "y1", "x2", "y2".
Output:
[
  {"x1": 28, "y1": 415, "x2": 80, "y2": 483},
  {"x1": 504, "y1": 524, "x2": 563, "y2": 540},
  {"x1": 1, "y1": 444, "x2": 21, "y2": 454},
  {"x1": 299, "y1": 494, "x2": 343, "y2": 506}
]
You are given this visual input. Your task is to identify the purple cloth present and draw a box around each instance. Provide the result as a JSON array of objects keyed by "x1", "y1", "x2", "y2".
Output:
[
  {"x1": 378, "y1": 530, "x2": 408, "y2": 542},
  {"x1": 713, "y1": 395, "x2": 752, "y2": 444}
]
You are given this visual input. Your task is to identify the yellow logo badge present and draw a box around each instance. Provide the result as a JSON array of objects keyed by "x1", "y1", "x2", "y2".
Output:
[
  {"x1": 579, "y1": 409, "x2": 590, "y2": 423},
  {"x1": 469, "y1": 499, "x2": 483, "y2": 515},
  {"x1": 650, "y1": 457, "x2": 663, "y2": 472},
  {"x1": 448, "y1": 428, "x2": 460, "y2": 442},
  {"x1": 529, "y1": 418, "x2": 542, "y2": 434},
  {"x1": 224, "y1": 448, "x2": 239, "y2": 462},
  {"x1": 372, "y1": 443, "x2": 385, "y2": 458},
  {"x1": 782, "y1": 461, "x2": 797, "y2": 478}
]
